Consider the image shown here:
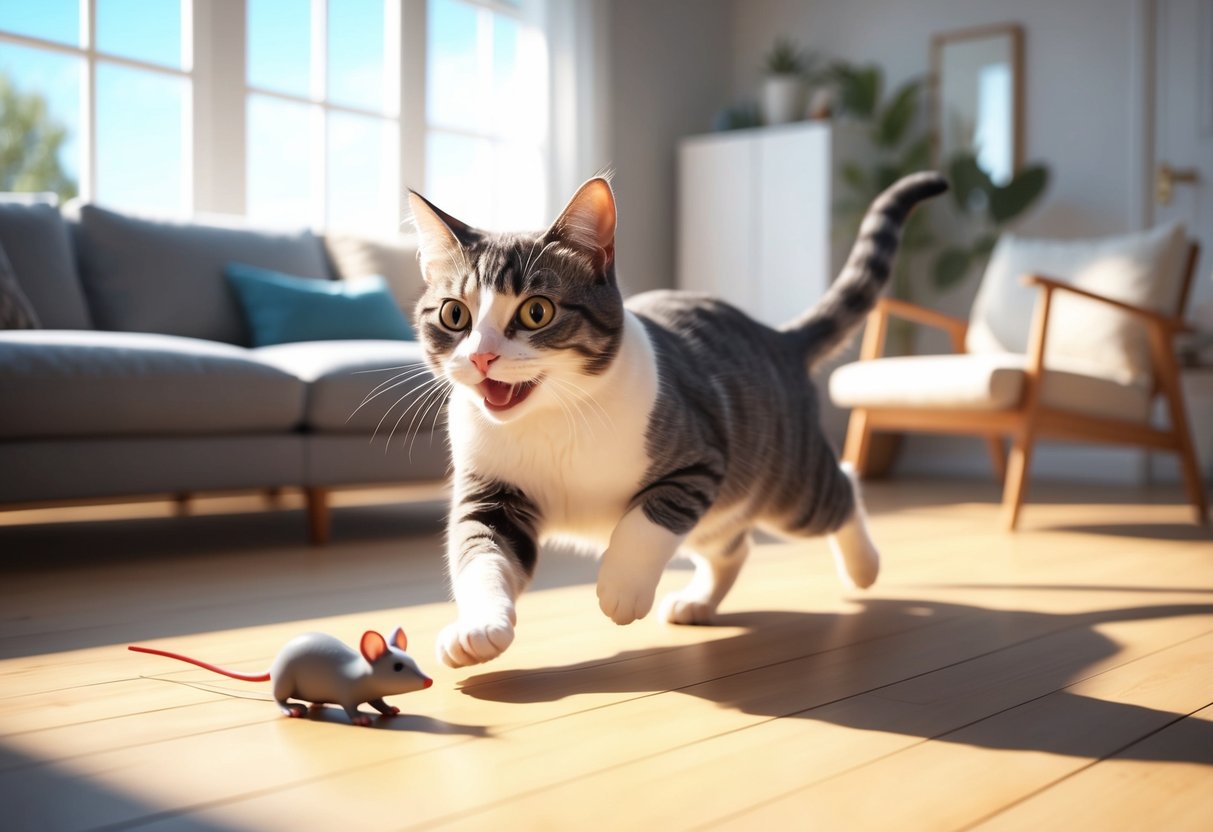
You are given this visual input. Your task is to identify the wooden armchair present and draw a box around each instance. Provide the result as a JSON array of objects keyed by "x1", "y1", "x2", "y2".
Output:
[{"x1": 830, "y1": 225, "x2": 1207, "y2": 530}]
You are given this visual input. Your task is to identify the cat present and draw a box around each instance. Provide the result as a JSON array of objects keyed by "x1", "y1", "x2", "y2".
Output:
[{"x1": 407, "y1": 172, "x2": 947, "y2": 668}]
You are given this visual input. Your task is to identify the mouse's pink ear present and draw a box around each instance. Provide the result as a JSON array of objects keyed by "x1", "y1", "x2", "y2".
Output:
[
  {"x1": 390, "y1": 627, "x2": 408, "y2": 651},
  {"x1": 360, "y1": 630, "x2": 388, "y2": 663}
]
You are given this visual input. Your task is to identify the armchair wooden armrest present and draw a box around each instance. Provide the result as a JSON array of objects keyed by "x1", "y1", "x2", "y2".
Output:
[
  {"x1": 859, "y1": 297, "x2": 968, "y2": 359},
  {"x1": 1021, "y1": 274, "x2": 1193, "y2": 333}
]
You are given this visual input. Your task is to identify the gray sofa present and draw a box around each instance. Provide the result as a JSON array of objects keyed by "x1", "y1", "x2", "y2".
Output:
[{"x1": 0, "y1": 198, "x2": 447, "y2": 542}]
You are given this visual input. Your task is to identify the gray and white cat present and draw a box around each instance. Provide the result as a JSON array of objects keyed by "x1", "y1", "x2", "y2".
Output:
[{"x1": 407, "y1": 172, "x2": 947, "y2": 667}]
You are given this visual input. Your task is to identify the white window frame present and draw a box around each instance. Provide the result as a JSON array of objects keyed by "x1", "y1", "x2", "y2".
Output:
[
  {"x1": 0, "y1": 0, "x2": 196, "y2": 213},
  {"x1": 2, "y1": 0, "x2": 590, "y2": 231}
]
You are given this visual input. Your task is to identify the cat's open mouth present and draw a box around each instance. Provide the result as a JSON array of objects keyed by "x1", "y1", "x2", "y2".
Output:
[{"x1": 479, "y1": 378, "x2": 540, "y2": 412}]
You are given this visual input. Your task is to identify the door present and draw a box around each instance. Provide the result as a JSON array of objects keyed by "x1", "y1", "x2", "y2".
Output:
[{"x1": 1154, "y1": 0, "x2": 1213, "y2": 314}]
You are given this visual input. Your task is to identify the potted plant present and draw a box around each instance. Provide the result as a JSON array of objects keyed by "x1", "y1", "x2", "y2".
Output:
[{"x1": 761, "y1": 38, "x2": 811, "y2": 126}]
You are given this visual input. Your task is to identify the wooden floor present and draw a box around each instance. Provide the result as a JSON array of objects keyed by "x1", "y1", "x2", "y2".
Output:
[{"x1": 2, "y1": 479, "x2": 1212, "y2": 831}]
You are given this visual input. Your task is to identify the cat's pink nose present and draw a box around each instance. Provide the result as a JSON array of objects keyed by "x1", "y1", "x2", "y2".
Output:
[{"x1": 470, "y1": 352, "x2": 499, "y2": 375}]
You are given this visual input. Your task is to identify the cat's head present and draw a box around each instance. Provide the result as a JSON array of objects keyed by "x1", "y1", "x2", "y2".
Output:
[{"x1": 409, "y1": 178, "x2": 624, "y2": 424}]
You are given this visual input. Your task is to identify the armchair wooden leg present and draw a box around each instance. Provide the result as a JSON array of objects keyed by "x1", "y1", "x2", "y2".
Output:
[
  {"x1": 842, "y1": 408, "x2": 874, "y2": 478},
  {"x1": 1002, "y1": 433, "x2": 1034, "y2": 531},
  {"x1": 985, "y1": 436, "x2": 1007, "y2": 485},
  {"x1": 305, "y1": 487, "x2": 331, "y2": 545},
  {"x1": 1163, "y1": 392, "x2": 1209, "y2": 527}
]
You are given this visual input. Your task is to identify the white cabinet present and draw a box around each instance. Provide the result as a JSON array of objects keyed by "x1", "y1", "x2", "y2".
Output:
[{"x1": 676, "y1": 122, "x2": 834, "y2": 328}]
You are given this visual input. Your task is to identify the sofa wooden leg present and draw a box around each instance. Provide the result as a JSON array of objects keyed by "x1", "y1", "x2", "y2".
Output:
[{"x1": 305, "y1": 487, "x2": 330, "y2": 545}]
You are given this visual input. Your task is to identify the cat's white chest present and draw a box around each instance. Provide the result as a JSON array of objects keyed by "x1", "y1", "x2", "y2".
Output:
[{"x1": 449, "y1": 314, "x2": 658, "y2": 551}]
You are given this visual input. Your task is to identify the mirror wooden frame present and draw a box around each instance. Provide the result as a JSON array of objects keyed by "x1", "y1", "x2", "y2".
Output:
[{"x1": 931, "y1": 23, "x2": 1024, "y2": 181}]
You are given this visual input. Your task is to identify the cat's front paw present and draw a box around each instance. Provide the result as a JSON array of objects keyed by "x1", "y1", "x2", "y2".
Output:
[
  {"x1": 596, "y1": 570, "x2": 658, "y2": 625},
  {"x1": 437, "y1": 615, "x2": 515, "y2": 667}
]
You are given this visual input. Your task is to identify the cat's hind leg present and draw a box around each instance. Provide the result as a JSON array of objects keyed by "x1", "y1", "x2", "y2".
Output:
[
  {"x1": 660, "y1": 531, "x2": 750, "y2": 625},
  {"x1": 826, "y1": 463, "x2": 880, "y2": 589}
]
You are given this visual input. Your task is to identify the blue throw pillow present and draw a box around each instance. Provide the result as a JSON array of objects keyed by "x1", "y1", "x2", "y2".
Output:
[{"x1": 225, "y1": 263, "x2": 414, "y2": 347}]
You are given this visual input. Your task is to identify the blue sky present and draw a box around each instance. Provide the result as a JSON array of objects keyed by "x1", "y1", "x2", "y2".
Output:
[{"x1": 0, "y1": 0, "x2": 544, "y2": 230}]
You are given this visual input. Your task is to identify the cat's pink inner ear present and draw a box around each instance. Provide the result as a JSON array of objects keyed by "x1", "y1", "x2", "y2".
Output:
[
  {"x1": 552, "y1": 177, "x2": 616, "y2": 266},
  {"x1": 391, "y1": 626, "x2": 408, "y2": 651},
  {"x1": 360, "y1": 630, "x2": 389, "y2": 663},
  {"x1": 408, "y1": 191, "x2": 465, "y2": 282}
]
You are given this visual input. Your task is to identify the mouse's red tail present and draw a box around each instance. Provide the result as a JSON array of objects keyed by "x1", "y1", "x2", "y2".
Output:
[{"x1": 129, "y1": 645, "x2": 271, "y2": 682}]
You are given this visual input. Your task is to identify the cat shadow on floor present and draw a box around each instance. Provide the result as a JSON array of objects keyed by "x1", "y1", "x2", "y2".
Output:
[{"x1": 458, "y1": 592, "x2": 1213, "y2": 765}]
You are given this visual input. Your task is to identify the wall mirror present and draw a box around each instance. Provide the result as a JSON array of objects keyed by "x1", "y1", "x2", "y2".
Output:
[{"x1": 932, "y1": 24, "x2": 1023, "y2": 184}]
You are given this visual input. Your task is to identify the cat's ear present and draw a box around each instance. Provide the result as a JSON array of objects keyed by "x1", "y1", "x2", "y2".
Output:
[
  {"x1": 408, "y1": 190, "x2": 480, "y2": 282},
  {"x1": 548, "y1": 177, "x2": 616, "y2": 267}
]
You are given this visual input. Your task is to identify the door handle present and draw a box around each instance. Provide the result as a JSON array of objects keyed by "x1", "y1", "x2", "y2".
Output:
[{"x1": 1156, "y1": 163, "x2": 1200, "y2": 205}]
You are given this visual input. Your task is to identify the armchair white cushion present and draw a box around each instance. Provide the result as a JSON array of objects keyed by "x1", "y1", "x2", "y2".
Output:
[
  {"x1": 829, "y1": 353, "x2": 1152, "y2": 421},
  {"x1": 965, "y1": 222, "x2": 1189, "y2": 386}
]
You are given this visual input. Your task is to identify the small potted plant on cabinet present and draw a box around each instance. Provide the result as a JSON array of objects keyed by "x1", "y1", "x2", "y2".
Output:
[{"x1": 761, "y1": 38, "x2": 811, "y2": 126}]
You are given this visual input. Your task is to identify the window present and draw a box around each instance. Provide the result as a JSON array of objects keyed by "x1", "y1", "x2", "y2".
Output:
[
  {"x1": 0, "y1": 1, "x2": 553, "y2": 232},
  {"x1": 0, "y1": 0, "x2": 190, "y2": 215},
  {"x1": 245, "y1": 0, "x2": 401, "y2": 233},
  {"x1": 426, "y1": 0, "x2": 548, "y2": 230}
]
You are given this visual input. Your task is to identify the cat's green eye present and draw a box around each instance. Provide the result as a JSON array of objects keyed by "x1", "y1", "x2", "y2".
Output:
[
  {"x1": 517, "y1": 297, "x2": 556, "y2": 330},
  {"x1": 439, "y1": 299, "x2": 471, "y2": 331}
]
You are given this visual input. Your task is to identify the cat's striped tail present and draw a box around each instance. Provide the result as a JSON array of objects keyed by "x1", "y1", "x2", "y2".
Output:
[{"x1": 782, "y1": 171, "x2": 948, "y2": 368}]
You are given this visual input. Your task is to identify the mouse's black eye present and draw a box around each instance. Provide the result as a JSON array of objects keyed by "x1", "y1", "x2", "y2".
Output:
[{"x1": 393, "y1": 662, "x2": 404, "y2": 672}]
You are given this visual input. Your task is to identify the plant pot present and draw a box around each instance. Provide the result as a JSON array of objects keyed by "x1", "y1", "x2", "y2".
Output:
[{"x1": 761, "y1": 74, "x2": 806, "y2": 126}]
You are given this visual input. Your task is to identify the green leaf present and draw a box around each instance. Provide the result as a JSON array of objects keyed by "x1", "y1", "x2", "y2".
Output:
[
  {"x1": 840, "y1": 161, "x2": 867, "y2": 193},
  {"x1": 947, "y1": 152, "x2": 994, "y2": 214},
  {"x1": 875, "y1": 164, "x2": 902, "y2": 192},
  {"x1": 875, "y1": 79, "x2": 921, "y2": 148},
  {"x1": 899, "y1": 135, "x2": 932, "y2": 173},
  {"x1": 988, "y1": 165, "x2": 1049, "y2": 225},
  {"x1": 933, "y1": 247, "x2": 973, "y2": 291},
  {"x1": 831, "y1": 63, "x2": 882, "y2": 118},
  {"x1": 972, "y1": 233, "x2": 999, "y2": 259}
]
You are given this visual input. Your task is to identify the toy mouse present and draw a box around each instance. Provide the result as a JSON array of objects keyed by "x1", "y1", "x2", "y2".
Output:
[{"x1": 129, "y1": 627, "x2": 432, "y2": 726}]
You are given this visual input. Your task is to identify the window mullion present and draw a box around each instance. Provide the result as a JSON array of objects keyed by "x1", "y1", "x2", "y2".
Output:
[
  {"x1": 400, "y1": 0, "x2": 427, "y2": 203},
  {"x1": 81, "y1": 0, "x2": 96, "y2": 202},
  {"x1": 311, "y1": 0, "x2": 328, "y2": 229}
]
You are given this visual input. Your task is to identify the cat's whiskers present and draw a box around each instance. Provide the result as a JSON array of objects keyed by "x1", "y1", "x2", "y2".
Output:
[
  {"x1": 406, "y1": 378, "x2": 453, "y2": 462},
  {"x1": 542, "y1": 380, "x2": 581, "y2": 445},
  {"x1": 549, "y1": 376, "x2": 616, "y2": 436},
  {"x1": 386, "y1": 375, "x2": 451, "y2": 454},
  {"x1": 348, "y1": 367, "x2": 436, "y2": 420},
  {"x1": 546, "y1": 378, "x2": 601, "y2": 443},
  {"x1": 521, "y1": 240, "x2": 560, "y2": 283},
  {"x1": 372, "y1": 375, "x2": 447, "y2": 447}
]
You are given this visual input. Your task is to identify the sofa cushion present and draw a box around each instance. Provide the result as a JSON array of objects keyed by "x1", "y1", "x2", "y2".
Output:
[
  {"x1": 0, "y1": 242, "x2": 40, "y2": 329},
  {"x1": 226, "y1": 264, "x2": 414, "y2": 347},
  {"x1": 965, "y1": 223, "x2": 1189, "y2": 385},
  {"x1": 0, "y1": 331, "x2": 306, "y2": 438},
  {"x1": 73, "y1": 205, "x2": 331, "y2": 345},
  {"x1": 324, "y1": 231, "x2": 425, "y2": 312},
  {"x1": 830, "y1": 353, "x2": 1153, "y2": 422},
  {"x1": 253, "y1": 340, "x2": 442, "y2": 434},
  {"x1": 0, "y1": 200, "x2": 93, "y2": 329}
]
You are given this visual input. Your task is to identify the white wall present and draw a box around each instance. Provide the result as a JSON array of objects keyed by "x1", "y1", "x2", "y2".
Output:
[{"x1": 605, "y1": 0, "x2": 735, "y2": 296}]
